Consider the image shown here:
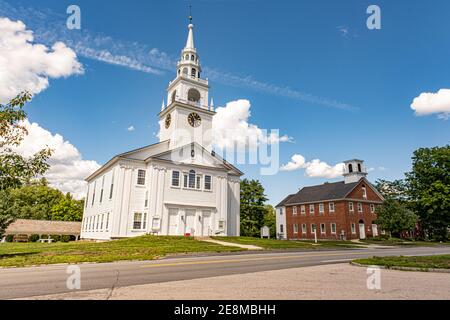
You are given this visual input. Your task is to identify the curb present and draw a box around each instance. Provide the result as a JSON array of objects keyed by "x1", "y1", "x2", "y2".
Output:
[{"x1": 350, "y1": 261, "x2": 450, "y2": 273}]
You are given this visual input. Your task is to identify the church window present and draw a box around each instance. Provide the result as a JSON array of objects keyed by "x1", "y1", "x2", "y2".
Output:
[
  {"x1": 320, "y1": 223, "x2": 326, "y2": 234},
  {"x1": 348, "y1": 164, "x2": 353, "y2": 173},
  {"x1": 105, "y1": 213, "x2": 110, "y2": 231},
  {"x1": 100, "y1": 176, "x2": 105, "y2": 204},
  {"x1": 85, "y1": 186, "x2": 89, "y2": 208},
  {"x1": 358, "y1": 163, "x2": 362, "y2": 172},
  {"x1": 329, "y1": 202, "x2": 335, "y2": 213},
  {"x1": 204, "y1": 175, "x2": 212, "y2": 190},
  {"x1": 109, "y1": 170, "x2": 114, "y2": 199},
  {"x1": 92, "y1": 181, "x2": 96, "y2": 206},
  {"x1": 183, "y1": 173, "x2": 188, "y2": 188},
  {"x1": 133, "y1": 212, "x2": 144, "y2": 230},
  {"x1": 171, "y1": 91, "x2": 177, "y2": 103},
  {"x1": 191, "y1": 68, "x2": 197, "y2": 77},
  {"x1": 349, "y1": 202, "x2": 354, "y2": 212},
  {"x1": 293, "y1": 224, "x2": 298, "y2": 234},
  {"x1": 370, "y1": 204, "x2": 375, "y2": 213},
  {"x1": 319, "y1": 203, "x2": 324, "y2": 214},
  {"x1": 172, "y1": 171, "x2": 180, "y2": 187},
  {"x1": 137, "y1": 170, "x2": 146, "y2": 185},
  {"x1": 188, "y1": 88, "x2": 201, "y2": 103},
  {"x1": 331, "y1": 223, "x2": 337, "y2": 234},
  {"x1": 182, "y1": 67, "x2": 188, "y2": 75},
  {"x1": 358, "y1": 202, "x2": 363, "y2": 213},
  {"x1": 188, "y1": 170, "x2": 196, "y2": 189},
  {"x1": 196, "y1": 176, "x2": 201, "y2": 189},
  {"x1": 191, "y1": 54, "x2": 195, "y2": 61},
  {"x1": 185, "y1": 54, "x2": 189, "y2": 60},
  {"x1": 309, "y1": 204, "x2": 315, "y2": 214},
  {"x1": 362, "y1": 186, "x2": 367, "y2": 199}
]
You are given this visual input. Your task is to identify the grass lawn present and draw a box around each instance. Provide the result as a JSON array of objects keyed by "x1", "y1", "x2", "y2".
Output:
[
  {"x1": 0, "y1": 236, "x2": 243, "y2": 268},
  {"x1": 212, "y1": 237, "x2": 364, "y2": 249},
  {"x1": 353, "y1": 255, "x2": 450, "y2": 270},
  {"x1": 361, "y1": 238, "x2": 449, "y2": 247}
]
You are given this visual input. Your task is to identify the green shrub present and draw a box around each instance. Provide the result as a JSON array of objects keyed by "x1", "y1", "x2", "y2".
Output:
[
  {"x1": 60, "y1": 235, "x2": 71, "y2": 243},
  {"x1": 50, "y1": 235, "x2": 61, "y2": 242},
  {"x1": 28, "y1": 234, "x2": 40, "y2": 242},
  {"x1": 5, "y1": 235, "x2": 14, "y2": 242}
]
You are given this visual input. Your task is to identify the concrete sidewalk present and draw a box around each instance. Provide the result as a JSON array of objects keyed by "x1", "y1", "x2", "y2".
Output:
[{"x1": 21, "y1": 264, "x2": 450, "y2": 300}]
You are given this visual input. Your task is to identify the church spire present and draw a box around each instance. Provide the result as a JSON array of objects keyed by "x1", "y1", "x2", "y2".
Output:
[{"x1": 185, "y1": 23, "x2": 195, "y2": 50}]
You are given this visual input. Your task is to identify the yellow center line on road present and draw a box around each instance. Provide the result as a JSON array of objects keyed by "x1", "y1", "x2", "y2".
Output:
[{"x1": 141, "y1": 250, "x2": 383, "y2": 268}]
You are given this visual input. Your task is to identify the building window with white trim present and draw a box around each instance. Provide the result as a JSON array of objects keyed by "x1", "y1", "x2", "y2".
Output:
[
  {"x1": 280, "y1": 224, "x2": 284, "y2": 233},
  {"x1": 358, "y1": 202, "x2": 363, "y2": 213},
  {"x1": 196, "y1": 175, "x2": 201, "y2": 189},
  {"x1": 91, "y1": 181, "x2": 96, "y2": 206},
  {"x1": 351, "y1": 223, "x2": 356, "y2": 234},
  {"x1": 188, "y1": 170, "x2": 196, "y2": 189},
  {"x1": 293, "y1": 224, "x2": 298, "y2": 234},
  {"x1": 137, "y1": 170, "x2": 146, "y2": 186},
  {"x1": 309, "y1": 204, "x2": 315, "y2": 215},
  {"x1": 133, "y1": 212, "x2": 144, "y2": 230},
  {"x1": 311, "y1": 223, "x2": 317, "y2": 233},
  {"x1": 329, "y1": 202, "x2": 335, "y2": 213},
  {"x1": 320, "y1": 223, "x2": 326, "y2": 234},
  {"x1": 99, "y1": 176, "x2": 105, "y2": 204},
  {"x1": 370, "y1": 204, "x2": 375, "y2": 213},
  {"x1": 183, "y1": 173, "x2": 188, "y2": 188},
  {"x1": 302, "y1": 224, "x2": 307, "y2": 234},
  {"x1": 292, "y1": 206, "x2": 297, "y2": 215},
  {"x1": 362, "y1": 186, "x2": 367, "y2": 199},
  {"x1": 109, "y1": 170, "x2": 115, "y2": 199},
  {"x1": 349, "y1": 202, "x2": 354, "y2": 212},
  {"x1": 319, "y1": 203, "x2": 324, "y2": 215},
  {"x1": 331, "y1": 223, "x2": 337, "y2": 234},
  {"x1": 300, "y1": 205, "x2": 306, "y2": 215},
  {"x1": 204, "y1": 175, "x2": 212, "y2": 190},
  {"x1": 106, "y1": 213, "x2": 110, "y2": 231},
  {"x1": 172, "y1": 171, "x2": 180, "y2": 187}
]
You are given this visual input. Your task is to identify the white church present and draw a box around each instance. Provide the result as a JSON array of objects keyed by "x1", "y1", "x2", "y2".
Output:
[{"x1": 81, "y1": 21, "x2": 243, "y2": 240}]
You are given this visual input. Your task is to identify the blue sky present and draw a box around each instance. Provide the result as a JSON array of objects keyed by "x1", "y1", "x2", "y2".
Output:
[{"x1": 1, "y1": 0, "x2": 449, "y2": 204}]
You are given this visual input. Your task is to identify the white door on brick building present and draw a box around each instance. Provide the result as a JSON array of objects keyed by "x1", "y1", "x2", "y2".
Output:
[{"x1": 359, "y1": 222, "x2": 366, "y2": 239}]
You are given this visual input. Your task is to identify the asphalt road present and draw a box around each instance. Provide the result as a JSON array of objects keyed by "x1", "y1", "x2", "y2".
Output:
[{"x1": 1, "y1": 246, "x2": 449, "y2": 300}]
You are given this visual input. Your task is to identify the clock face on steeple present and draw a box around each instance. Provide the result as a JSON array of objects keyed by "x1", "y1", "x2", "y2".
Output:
[
  {"x1": 165, "y1": 114, "x2": 171, "y2": 129},
  {"x1": 188, "y1": 112, "x2": 201, "y2": 127}
]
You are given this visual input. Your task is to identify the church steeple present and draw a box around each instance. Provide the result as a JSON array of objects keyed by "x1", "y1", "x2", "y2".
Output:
[
  {"x1": 176, "y1": 22, "x2": 202, "y2": 80},
  {"x1": 160, "y1": 16, "x2": 214, "y2": 150}
]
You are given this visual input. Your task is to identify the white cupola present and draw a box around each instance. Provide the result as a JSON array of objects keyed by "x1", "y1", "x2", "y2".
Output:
[{"x1": 343, "y1": 159, "x2": 367, "y2": 184}]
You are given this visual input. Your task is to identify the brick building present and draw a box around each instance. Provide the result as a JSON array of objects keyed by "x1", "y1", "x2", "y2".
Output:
[{"x1": 275, "y1": 160, "x2": 384, "y2": 240}]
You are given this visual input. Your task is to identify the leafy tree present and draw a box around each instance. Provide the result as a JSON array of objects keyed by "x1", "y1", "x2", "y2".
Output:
[
  {"x1": 375, "y1": 179, "x2": 409, "y2": 202},
  {"x1": 240, "y1": 179, "x2": 268, "y2": 237},
  {"x1": 263, "y1": 204, "x2": 276, "y2": 238},
  {"x1": 406, "y1": 146, "x2": 450, "y2": 241},
  {"x1": 375, "y1": 199, "x2": 418, "y2": 238},
  {"x1": 0, "y1": 179, "x2": 64, "y2": 221},
  {"x1": 0, "y1": 93, "x2": 53, "y2": 235},
  {"x1": 51, "y1": 193, "x2": 84, "y2": 222},
  {"x1": 0, "y1": 92, "x2": 53, "y2": 190}
]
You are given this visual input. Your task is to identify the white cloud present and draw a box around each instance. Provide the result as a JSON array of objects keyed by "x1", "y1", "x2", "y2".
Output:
[
  {"x1": 212, "y1": 99, "x2": 292, "y2": 150},
  {"x1": 280, "y1": 154, "x2": 306, "y2": 171},
  {"x1": 127, "y1": 126, "x2": 135, "y2": 132},
  {"x1": 411, "y1": 89, "x2": 450, "y2": 120},
  {"x1": 0, "y1": 17, "x2": 83, "y2": 102},
  {"x1": 11, "y1": 120, "x2": 100, "y2": 199},
  {"x1": 281, "y1": 153, "x2": 344, "y2": 179}
]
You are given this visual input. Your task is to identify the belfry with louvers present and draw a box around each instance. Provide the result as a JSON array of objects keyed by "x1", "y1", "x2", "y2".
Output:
[{"x1": 81, "y1": 22, "x2": 243, "y2": 240}]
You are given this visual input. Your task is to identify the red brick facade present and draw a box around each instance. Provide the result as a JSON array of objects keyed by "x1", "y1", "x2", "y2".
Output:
[{"x1": 284, "y1": 180, "x2": 383, "y2": 240}]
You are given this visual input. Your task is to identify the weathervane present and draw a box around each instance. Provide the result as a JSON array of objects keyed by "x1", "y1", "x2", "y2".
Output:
[{"x1": 189, "y1": 4, "x2": 193, "y2": 24}]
